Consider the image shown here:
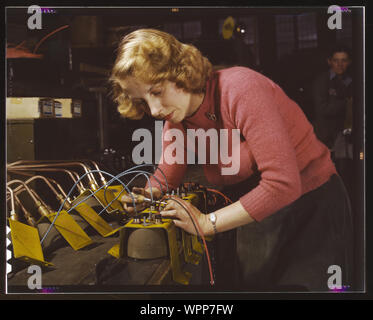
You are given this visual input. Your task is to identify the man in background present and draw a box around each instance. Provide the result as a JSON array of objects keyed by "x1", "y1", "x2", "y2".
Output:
[{"x1": 312, "y1": 44, "x2": 353, "y2": 194}]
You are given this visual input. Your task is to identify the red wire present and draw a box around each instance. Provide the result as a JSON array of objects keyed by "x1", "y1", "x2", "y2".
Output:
[
  {"x1": 33, "y1": 25, "x2": 70, "y2": 53},
  {"x1": 182, "y1": 182, "x2": 233, "y2": 205},
  {"x1": 163, "y1": 195, "x2": 215, "y2": 286},
  {"x1": 206, "y1": 188, "x2": 233, "y2": 205}
]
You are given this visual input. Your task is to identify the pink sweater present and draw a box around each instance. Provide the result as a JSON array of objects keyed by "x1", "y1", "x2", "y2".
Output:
[{"x1": 148, "y1": 67, "x2": 336, "y2": 221}]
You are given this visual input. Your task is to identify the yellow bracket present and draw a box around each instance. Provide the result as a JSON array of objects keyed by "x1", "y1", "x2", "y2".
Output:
[
  {"x1": 74, "y1": 202, "x2": 124, "y2": 237},
  {"x1": 181, "y1": 192, "x2": 208, "y2": 255},
  {"x1": 106, "y1": 190, "x2": 212, "y2": 284},
  {"x1": 45, "y1": 210, "x2": 93, "y2": 251},
  {"x1": 93, "y1": 188, "x2": 124, "y2": 214},
  {"x1": 109, "y1": 216, "x2": 192, "y2": 285},
  {"x1": 182, "y1": 230, "x2": 201, "y2": 265},
  {"x1": 8, "y1": 218, "x2": 53, "y2": 267}
]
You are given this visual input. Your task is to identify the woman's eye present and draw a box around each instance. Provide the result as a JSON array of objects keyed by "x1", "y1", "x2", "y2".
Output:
[{"x1": 151, "y1": 90, "x2": 162, "y2": 96}]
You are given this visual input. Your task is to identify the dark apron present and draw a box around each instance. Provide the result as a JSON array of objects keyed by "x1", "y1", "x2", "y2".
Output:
[{"x1": 209, "y1": 174, "x2": 354, "y2": 291}]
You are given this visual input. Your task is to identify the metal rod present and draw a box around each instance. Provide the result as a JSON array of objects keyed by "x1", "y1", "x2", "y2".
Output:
[{"x1": 6, "y1": 187, "x2": 16, "y2": 219}]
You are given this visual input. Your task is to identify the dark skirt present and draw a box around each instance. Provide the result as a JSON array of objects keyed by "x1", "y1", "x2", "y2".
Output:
[{"x1": 211, "y1": 174, "x2": 354, "y2": 291}]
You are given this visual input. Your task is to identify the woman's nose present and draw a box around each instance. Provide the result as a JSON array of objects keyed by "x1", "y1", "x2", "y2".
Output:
[{"x1": 148, "y1": 99, "x2": 163, "y2": 118}]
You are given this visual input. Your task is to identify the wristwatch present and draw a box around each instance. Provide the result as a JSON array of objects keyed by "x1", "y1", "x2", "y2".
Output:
[{"x1": 209, "y1": 213, "x2": 217, "y2": 235}]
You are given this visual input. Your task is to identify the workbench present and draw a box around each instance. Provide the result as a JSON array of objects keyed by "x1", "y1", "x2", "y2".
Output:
[{"x1": 7, "y1": 220, "x2": 206, "y2": 293}]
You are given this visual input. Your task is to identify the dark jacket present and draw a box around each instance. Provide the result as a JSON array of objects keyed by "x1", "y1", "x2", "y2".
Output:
[{"x1": 311, "y1": 71, "x2": 352, "y2": 148}]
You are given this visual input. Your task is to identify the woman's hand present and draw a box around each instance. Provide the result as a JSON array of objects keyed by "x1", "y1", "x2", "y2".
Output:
[
  {"x1": 160, "y1": 196, "x2": 211, "y2": 236},
  {"x1": 120, "y1": 187, "x2": 162, "y2": 215}
]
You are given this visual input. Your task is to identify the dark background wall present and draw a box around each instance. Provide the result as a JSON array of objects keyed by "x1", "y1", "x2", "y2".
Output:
[{"x1": 6, "y1": 7, "x2": 358, "y2": 155}]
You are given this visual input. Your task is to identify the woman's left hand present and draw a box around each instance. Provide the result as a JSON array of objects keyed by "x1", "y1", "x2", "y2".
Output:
[{"x1": 160, "y1": 196, "x2": 210, "y2": 236}]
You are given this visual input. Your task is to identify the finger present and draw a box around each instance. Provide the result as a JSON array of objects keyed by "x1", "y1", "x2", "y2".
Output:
[
  {"x1": 136, "y1": 203, "x2": 147, "y2": 211},
  {"x1": 163, "y1": 197, "x2": 186, "y2": 210},
  {"x1": 123, "y1": 203, "x2": 135, "y2": 214},
  {"x1": 163, "y1": 201, "x2": 177, "y2": 211},
  {"x1": 172, "y1": 219, "x2": 185, "y2": 229},
  {"x1": 120, "y1": 194, "x2": 138, "y2": 203},
  {"x1": 132, "y1": 187, "x2": 145, "y2": 195},
  {"x1": 160, "y1": 209, "x2": 178, "y2": 218}
]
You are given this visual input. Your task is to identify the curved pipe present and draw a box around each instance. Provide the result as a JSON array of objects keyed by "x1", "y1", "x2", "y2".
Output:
[
  {"x1": 14, "y1": 194, "x2": 37, "y2": 226},
  {"x1": 8, "y1": 166, "x2": 86, "y2": 192},
  {"x1": 7, "y1": 161, "x2": 97, "y2": 185},
  {"x1": 6, "y1": 175, "x2": 71, "y2": 211},
  {"x1": 6, "y1": 187, "x2": 16, "y2": 220},
  {"x1": 84, "y1": 160, "x2": 107, "y2": 186},
  {"x1": 7, "y1": 180, "x2": 39, "y2": 204}
]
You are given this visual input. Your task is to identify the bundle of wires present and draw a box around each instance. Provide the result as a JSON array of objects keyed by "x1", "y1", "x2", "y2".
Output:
[
  {"x1": 38, "y1": 163, "x2": 216, "y2": 286},
  {"x1": 161, "y1": 195, "x2": 215, "y2": 286}
]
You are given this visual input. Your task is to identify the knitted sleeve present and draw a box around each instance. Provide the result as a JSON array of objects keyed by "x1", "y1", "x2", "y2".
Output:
[{"x1": 227, "y1": 71, "x2": 302, "y2": 221}]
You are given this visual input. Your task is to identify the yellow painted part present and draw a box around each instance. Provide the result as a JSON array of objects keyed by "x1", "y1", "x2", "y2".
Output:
[
  {"x1": 182, "y1": 192, "x2": 207, "y2": 254},
  {"x1": 47, "y1": 211, "x2": 93, "y2": 250},
  {"x1": 182, "y1": 193, "x2": 199, "y2": 206},
  {"x1": 182, "y1": 230, "x2": 201, "y2": 265},
  {"x1": 106, "y1": 185, "x2": 125, "y2": 198},
  {"x1": 94, "y1": 188, "x2": 124, "y2": 213},
  {"x1": 74, "y1": 202, "x2": 115, "y2": 237},
  {"x1": 222, "y1": 16, "x2": 235, "y2": 40},
  {"x1": 191, "y1": 235, "x2": 204, "y2": 254},
  {"x1": 8, "y1": 219, "x2": 53, "y2": 267},
  {"x1": 107, "y1": 243, "x2": 120, "y2": 259},
  {"x1": 124, "y1": 218, "x2": 191, "y2": 285}
]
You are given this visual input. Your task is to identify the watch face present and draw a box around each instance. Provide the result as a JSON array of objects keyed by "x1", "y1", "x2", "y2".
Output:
[{"x1": 210, "y1": 213, "x2": 216, "y2": 223}]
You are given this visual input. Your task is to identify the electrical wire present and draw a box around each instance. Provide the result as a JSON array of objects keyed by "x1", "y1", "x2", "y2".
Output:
[
  {"x1": 46, "y1": 166, "x2": 166, "y2": 240},
  {"x1": 96, "y1": 170, "x2": 154, "y2": 216},
  {"x1": 40, "y1": 169, "x2": 136, "y2": 244},
  {"x1": 100, "y1": 165, "x2": 170, "y2": 214},
  {"x1": 10, "y1": 161, "x2": 213, "y2": 284},
  {"x1": 206, "y1": 188, "x2": 233, "y2": 205},
  {"x1": 123, "y1": 164, "x2": 169, "y2": 194},
  {"x1": 33, "y1": 25, "x2": 70, "y2": 53},
  {"x1": 162, "y1": 195, "x2": 215, "y2": 286},
  {"x1": 101, "y1": 172, "x2": 153, "y2": 212}
]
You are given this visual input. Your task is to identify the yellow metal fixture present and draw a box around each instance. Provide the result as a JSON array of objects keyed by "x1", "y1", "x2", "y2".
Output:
[{"x1": 7, "y1": 187, "x2": 53, "y2": 267}]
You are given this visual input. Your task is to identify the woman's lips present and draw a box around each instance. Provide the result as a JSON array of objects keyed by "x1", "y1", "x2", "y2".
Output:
[{"x1": 163, "y1": 111, "x2": 174, "y2": 121}]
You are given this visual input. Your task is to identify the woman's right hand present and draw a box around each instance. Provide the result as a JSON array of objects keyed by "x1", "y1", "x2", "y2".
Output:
[{"x1": 119, "y1": 187, "x2": 162, "y2": 215}]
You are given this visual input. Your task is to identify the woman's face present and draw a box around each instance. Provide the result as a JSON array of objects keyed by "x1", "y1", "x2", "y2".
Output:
[{"x1": 123, "y1": 77, "x2": 199, "y2": 123}]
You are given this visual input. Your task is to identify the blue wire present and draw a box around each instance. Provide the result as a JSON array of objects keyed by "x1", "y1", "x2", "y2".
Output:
[
  {"x1": 99, "y1": 169, "x2": 167, "y2": 216},
  {"x1": 40, "y1": 169, "x2": 135, "y2": 244},
  {"x1": 40, "y1": 166, "x2": 170, "y2": 243},
  {"x1": 99, "y1": 165, "x2": 169, "y2": 213},
  {"x1": 96, "y1": 170, "x2": 153, "y2": 216},
  {"x1": 67, "y1": 168, "x2": 163, "y2": 217},
  {"x1": 122, "y1": 164, "x2": 169, "y2": 194}
]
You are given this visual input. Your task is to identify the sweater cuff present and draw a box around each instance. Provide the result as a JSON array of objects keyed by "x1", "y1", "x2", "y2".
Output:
[{"x1": 238, "y1": 186, "x2": 298, "y2": 222}]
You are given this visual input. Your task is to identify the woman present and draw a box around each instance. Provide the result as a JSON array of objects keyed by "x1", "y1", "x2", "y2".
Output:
[{"x1": 110, "y1": 29, "x2": 353, "y2": 291}]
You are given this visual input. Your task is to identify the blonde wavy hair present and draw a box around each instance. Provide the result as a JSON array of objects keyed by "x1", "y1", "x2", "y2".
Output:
[{"x1": 110, "y1": 28, "x2": 212, "y2": 119}]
